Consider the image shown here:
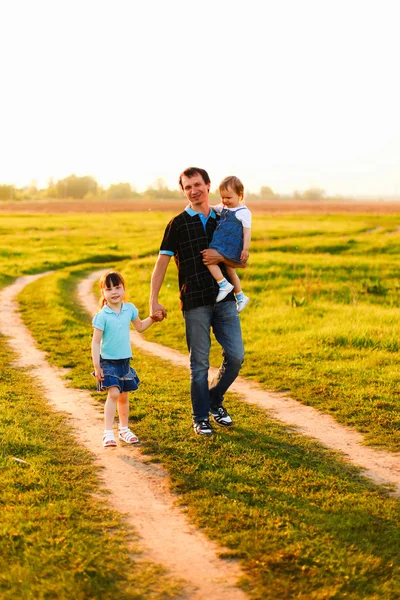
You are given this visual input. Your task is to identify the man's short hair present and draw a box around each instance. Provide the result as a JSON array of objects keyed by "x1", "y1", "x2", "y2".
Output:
[{"x1": 179, "y1": 167, "x2": 211, "y2": 190}]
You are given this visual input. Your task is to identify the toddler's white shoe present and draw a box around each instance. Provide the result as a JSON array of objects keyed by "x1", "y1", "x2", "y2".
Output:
[
  {"x1": 237, "y1": 295, "x2": 250, "y2": 313},
  {"x1": 216, "y1": 281, "x2": 234, "y2": 302}
]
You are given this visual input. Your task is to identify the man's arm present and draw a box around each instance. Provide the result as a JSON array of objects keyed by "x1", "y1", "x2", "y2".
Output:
[
  {"x1": 201, "y1": 248, "x2": 247, "y2": 269},
  {"x1": 149, "y1": 253, "x2": 171, "y2": 317}
]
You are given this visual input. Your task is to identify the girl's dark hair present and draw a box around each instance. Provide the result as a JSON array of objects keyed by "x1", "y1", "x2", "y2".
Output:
[
  {"x1": 219, "y1": 176, "x2": 244, "y2": 197},
  {"x1": 179, "y1": 167, "x2": 211, "y2": 189},
  {"x1": 98, "y1": 271, "x2": 126, "y2": 307}
]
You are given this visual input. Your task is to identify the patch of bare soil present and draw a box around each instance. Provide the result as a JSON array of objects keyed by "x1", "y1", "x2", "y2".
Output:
[
  {"x1": 0, "y1": 275, "x2": 247, "y2": 600},
  {"x1": 2, "y1": 199, "x2": 400, "y2": 214},
  {"x1": 81, "y1": 271, "x2": 400, "y2": 497}
]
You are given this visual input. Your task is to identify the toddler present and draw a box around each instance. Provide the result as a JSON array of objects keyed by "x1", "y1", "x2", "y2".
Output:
[{"x1": 208, "y1": 176, "x2": 251, "y2": 312}]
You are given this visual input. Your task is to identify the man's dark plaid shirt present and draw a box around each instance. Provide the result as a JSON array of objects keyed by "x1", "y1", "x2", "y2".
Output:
[{"x1": 160, "y1": 208, "x2": 234, "y2": 311}]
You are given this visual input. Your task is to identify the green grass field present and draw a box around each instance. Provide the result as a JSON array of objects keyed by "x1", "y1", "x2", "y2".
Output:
[{"x1": 1, "y1": 209, "x2": 400, "y2": 598}]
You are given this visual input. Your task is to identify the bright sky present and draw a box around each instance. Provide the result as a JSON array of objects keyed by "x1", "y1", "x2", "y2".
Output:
[{"x1": 1, "y1": 0, "x2": 399, "y2": 197}]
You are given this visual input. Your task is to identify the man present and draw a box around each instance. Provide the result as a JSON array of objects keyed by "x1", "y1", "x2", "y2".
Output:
[{"x1": 149, "y1": 167, "x2": 245, "y2": 436}]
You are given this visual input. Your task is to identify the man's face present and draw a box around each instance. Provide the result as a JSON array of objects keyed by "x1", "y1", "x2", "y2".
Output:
[{"x1": 180, "y1": 173, "x2": 210, "y2": 208}]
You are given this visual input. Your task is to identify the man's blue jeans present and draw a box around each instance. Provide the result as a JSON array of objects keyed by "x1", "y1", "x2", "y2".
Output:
[{"x1": 183, "y1": 301, "x2": 244, "y2": 422}]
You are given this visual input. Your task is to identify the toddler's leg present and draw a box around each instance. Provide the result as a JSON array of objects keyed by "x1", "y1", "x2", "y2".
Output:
[
  {"x1": 226, "y1": 266, "x2": 250, "y2": 312},
  {"x1": 225, "y1": 266, "x2": 241, "y2": 293},
  {"x1": 207, "y1": 264, "x2": 223, "y2": 281},
  {"x1": 209, "y1": 264, "x2": 234, "y2": 302}
]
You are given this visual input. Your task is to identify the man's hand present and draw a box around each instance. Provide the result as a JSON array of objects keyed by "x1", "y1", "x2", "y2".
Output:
[
  {"x1": 201, "y1": 248, "x2": 224, "y2": 265},
  {"x1": 201, "y1": 248, "x2": 247, "y2": 269},
  {"x1": 150, "y1": 301, "x2": 167, "y2": 319}
]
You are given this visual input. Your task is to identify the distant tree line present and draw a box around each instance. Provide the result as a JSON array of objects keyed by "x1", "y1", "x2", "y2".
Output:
[{"x1": 0, "y1": 174, "x2": 330, "y2": 202}]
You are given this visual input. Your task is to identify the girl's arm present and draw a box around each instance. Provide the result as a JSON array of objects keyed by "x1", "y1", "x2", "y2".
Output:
[
  {"x1": 91, "y1": 328, "x2": 104, "y2": 382},
  {"x1": 132, "y1": 311, "x2": 163, "y2": 333},
  {"x1": 241, "y1": 227, "x2": 251, "y2": 262}
]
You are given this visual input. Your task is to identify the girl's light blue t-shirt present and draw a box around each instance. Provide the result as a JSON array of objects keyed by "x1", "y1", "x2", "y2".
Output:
[{"x1": 92, "y1": 302, "x2": 139, "y2": 359}]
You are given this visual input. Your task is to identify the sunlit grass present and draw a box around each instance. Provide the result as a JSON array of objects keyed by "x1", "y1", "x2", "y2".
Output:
[
  {"x1": 3, "y1": 208, "x2": 400, "y2": 598},
  {"x1": 14, "y1": 265, "x2": 400, "y2": 600},
  {"x1": 0, "y1": 212, "x2": 171, "y2": 276},
  {"x1": 3, "y1": 210, "x2": 400, "y2": 450},
  {"x1": 133, "y1": 250, "x2": 400, "y2": 451},
  {"x1": 0, "y1": 333, "x2": 183, "y2": 599}
]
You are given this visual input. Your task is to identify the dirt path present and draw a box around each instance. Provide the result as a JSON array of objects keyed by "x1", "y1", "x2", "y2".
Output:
[
  {"x1": 2, "y1": 271, "x2": 400, "y2": 600},
  {"x1": 80, "y1": 270, "x2": 400, "y2": 497},
  {"x1": 0, "y1": 274, "x2": 247, "y2": 600}
]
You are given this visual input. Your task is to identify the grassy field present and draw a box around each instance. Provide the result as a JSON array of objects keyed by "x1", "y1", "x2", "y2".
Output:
[
  {"x1": 0, "y1": 330, "x2": 183, "y2": 598},
  {"x1": 14, "y1": 263, "x2": 400, "y2": 599},
  {"x1": 1, "y1": 208, "x2": 400, "y2": 598},
  {"x1": 1, "y1": 210, "x2": 400, "y2": 450}
]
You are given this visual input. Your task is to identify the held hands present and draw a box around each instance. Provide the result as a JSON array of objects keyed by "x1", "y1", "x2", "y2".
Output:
[
  {"x1": 150, "y1": 310, "x2": 165, "y2": 322},
  {"x1": 150, "y1": 301, "x2": 167, "y2": 321}
]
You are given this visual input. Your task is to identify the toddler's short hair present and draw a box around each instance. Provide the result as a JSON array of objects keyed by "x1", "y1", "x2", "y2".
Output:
[{"x1": 219, "y1": 176, "x2": 244, "y2": 197}]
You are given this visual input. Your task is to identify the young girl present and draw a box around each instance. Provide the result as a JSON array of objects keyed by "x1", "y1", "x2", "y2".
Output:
[
  {"x1": 91, "y1": 270, "x2": 163, "y2": 447},
  {"x1": 208, "y1": 176, "x2": 252, "y2": 312}
]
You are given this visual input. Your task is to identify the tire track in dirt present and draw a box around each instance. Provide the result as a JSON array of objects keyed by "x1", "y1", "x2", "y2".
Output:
[
  {"x1": 80, "y1": 270, "x2": 400, "y2": 497},
  {"x1": 0, "y1": 274, "x2": 248, "y2": 600}
]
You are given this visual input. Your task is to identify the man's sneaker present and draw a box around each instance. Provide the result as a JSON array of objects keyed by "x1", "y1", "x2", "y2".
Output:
[
  {"x1": 210, "y1": 406, "x2": 233, "y2": 427},
  {"x1": 237, "y1": 294, "x2": 250, "y2": 313},
  {"x1": 193, "y1": 419, "x2": 213, "y2": 436},
  {"x1": 216, "y1": 281, "x2": 234, "y2": 302}
]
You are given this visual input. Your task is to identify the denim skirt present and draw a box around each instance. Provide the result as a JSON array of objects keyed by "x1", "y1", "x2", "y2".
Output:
[{"x1": 94, "y1": 357, "x2": 140, "y2": 393}]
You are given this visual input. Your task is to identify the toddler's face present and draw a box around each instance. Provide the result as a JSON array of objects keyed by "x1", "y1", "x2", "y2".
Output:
[{"x1": 220, "y1": 187, "x2": 242, "y2": 208}]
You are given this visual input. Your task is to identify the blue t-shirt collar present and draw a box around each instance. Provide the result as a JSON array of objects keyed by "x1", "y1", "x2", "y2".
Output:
[
  {"x1": 185, "y1": 206, "x2": 216, "y2": 230},
  {"x1": 185, "y1": 206, "x2": 216, "y2": 218}
]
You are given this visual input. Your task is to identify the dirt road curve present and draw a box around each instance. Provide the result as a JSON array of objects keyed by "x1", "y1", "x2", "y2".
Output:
[
  {"x1": 0, "y1": 274, "x2": 248, "y2": 600},
  {"x1": 80, "y1": 271, "x2": 400, "y2": 497},
  {"x1": 1, "y1": 270, "x2": 400, "y2": 599}
]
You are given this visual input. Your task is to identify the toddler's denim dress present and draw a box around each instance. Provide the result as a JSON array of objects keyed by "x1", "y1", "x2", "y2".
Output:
[{"x1": 209, "y1": 207, "x2": 246, "y2": 264}]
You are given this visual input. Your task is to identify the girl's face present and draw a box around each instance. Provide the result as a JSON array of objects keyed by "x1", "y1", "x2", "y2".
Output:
[
  {"x1": 102, "y1": 282, "x2": 125, "y2": 307},
  {"x1": 220, "y1": 187, "x2": 243, "y2": 208}
]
